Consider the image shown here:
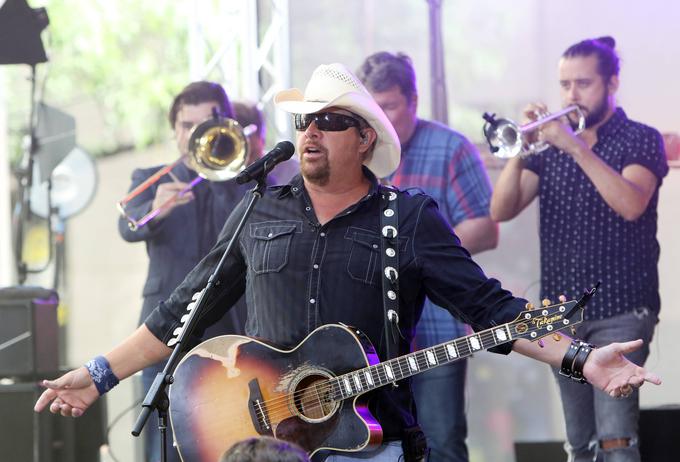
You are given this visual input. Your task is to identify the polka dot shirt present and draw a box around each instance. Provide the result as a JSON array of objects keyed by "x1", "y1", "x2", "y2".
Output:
[{"x1": 524, "y1": 108, "x2": 668, "y2": 320}]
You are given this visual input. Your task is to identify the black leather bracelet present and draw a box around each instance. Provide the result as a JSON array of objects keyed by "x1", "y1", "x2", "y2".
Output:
[
  {"x1": 571, "y1": 342, "x2": 595, "y2": 384},
  {"x1": 559, "y1": 340, "x2": 582, "y2": 378}
]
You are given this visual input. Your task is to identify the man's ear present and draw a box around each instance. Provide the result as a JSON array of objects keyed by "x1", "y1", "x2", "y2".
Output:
[
  {"x1": 359, "y1": 128, "x2": 377, "y2": 149},
  {"x1": 410, "y1": 92, "x2": 418, "y2": 111},
  {"x1": 608, "y1": 74, "x2": 620, "y2": 94}
]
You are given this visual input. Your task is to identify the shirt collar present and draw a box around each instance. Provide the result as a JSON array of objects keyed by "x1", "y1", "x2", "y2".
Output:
[
  {"x1": 275, "y1": 166, "x2": 380, "y2": 200},
  {"x1": 596, "y1": 107, "x2": 627, "y2": 138},
  {"x1": 170, "y1": 161, "x2": 197, "y2": 182},
  {"x1": 275, "y1": 173, "x2": 303, "y2": 199},
  {"x1": 402, "y1": 118, "x2": 424, "y2": 153}
]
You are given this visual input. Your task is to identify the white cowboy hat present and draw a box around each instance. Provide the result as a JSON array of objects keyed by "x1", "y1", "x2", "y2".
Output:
[{"x1": 274, "y1": 63, "x2": 400, "y2": 178}]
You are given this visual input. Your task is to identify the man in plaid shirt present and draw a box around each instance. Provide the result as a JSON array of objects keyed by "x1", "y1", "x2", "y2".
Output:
[{"x1": 358, "y1": 52, "x2": 498, "y2": 462}]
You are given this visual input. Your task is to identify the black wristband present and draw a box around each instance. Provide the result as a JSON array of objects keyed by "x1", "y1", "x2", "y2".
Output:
[
  {"x1": 571, "y1": 342, "x2": 595, "y2": 384},
  {"x1": 559, "y1": 340, "x2": 582, "y2": 378}
]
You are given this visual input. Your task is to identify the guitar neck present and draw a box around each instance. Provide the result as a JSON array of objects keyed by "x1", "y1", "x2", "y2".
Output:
[
  {"x1": 330, "y1": 323, "x2": 513, "y2": 400},
  {"x1": 328, "y1": 298, "x2": 581, "y2": 401}
]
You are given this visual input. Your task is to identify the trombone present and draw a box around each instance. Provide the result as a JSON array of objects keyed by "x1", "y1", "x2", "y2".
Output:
[
  {"x1": 117, "y1": 114, "x2": 251, "y2": 231},
  {"x1": 482, "y1": 105, "x2": 585, "y2": 159}
]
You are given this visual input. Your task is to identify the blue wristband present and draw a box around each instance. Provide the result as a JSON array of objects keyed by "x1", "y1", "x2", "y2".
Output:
[{"x1": 85, "y1": 355, "x2": 120, "y2": 395}]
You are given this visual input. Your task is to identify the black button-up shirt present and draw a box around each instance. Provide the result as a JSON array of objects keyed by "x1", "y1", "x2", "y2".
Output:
[
  {"x1": 146, "y1": 168, "x2": 526, "y2": 439},
  {"x1": 524, "y1": 108, "x2": 668, "y2": 320}
]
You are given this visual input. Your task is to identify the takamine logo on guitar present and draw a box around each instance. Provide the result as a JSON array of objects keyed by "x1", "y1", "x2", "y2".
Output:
[
  {"x1": 532, "y1": 313, "x2": 564, "y2": 329},
  {"x1": 168, "y1": 296, "x2": 588, "y2": 462}
]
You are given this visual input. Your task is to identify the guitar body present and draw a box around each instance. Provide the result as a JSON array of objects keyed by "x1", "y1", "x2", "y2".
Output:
[
  {"x1": 169, "y1": 324, "x2": 383, "y2": 461},
  {"x1": 168, "y1": 296, "x2": 588, "y2": 461}
]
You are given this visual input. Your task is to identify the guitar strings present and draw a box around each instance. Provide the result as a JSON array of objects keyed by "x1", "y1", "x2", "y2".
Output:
[
  {"x1": 252, "y1": 321, "x2": 548, "y2": 420},
  {"x1": 253, "y1": 329, "x2": 495, "y2": 421},
  {"x1": 172, "y1": 308, "x2": 576, "y2": 440},
  {"x1": 250, "y1": 319, "x2": 565, "y2": 421},
  {"x1": 171, "y1": 312, "x2": 572, "y2": 448}
]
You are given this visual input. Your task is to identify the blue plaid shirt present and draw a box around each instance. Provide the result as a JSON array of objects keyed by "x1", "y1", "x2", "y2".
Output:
[{"x1": 388, "y1": 119, "x2": 494, "y2": 347}]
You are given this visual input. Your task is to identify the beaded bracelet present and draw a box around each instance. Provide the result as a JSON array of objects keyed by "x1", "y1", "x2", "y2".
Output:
[{"x1": 85, "y1": 355, "x2": 120, "y2": 395}]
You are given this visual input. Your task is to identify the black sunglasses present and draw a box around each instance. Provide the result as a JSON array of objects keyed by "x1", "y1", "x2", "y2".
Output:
[{"x1": 294, "y1": 112, "x2": 364, "y2": 132}]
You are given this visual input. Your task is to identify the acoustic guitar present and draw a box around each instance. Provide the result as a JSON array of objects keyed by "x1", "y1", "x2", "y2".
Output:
[{"x1": 169, "y1": 298, "x2": 585, "y2": 461}]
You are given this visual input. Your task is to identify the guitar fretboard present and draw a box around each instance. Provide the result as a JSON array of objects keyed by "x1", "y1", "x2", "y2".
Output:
[{"x1": 329, "y1": 324, "x2": 513, "y2": 401}]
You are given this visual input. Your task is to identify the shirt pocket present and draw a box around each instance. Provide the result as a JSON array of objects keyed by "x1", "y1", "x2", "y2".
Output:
[
  {"x1": 344, "y1": 228, "x2": 382, "y2": 287},
  {"x1": 249, "y1": 221, "x2": 300, "y2": 274}
]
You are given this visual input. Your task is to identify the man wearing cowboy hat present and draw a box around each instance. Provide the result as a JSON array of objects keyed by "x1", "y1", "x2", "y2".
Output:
[{"x1": 35, "y1": 63, "x2": 661, "y2": 462}]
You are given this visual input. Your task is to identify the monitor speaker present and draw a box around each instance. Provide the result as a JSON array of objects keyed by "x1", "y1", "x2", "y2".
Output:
[
  {"x1": 0, "y1": 381, "x2": 108, "y2": 462},
  {"x1": 0, "y1": 286, "x2": 59, "y2": 378}
]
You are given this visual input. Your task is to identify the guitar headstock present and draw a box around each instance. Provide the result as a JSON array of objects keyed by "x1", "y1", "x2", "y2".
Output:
[{"x1": 509, "y1": 297, "x2": 584, "y2": 342}]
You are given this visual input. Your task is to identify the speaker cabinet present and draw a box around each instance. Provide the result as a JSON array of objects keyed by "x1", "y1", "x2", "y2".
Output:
[
  {"x1": 0, "y1": 382, "x2": 56, "y2": 462},
  {"x1": 640, "y1": 406, "x2": 680, "y2": 462},
  {"x1": 0, "y1": 286, "x2": 59, "y2": 378},
  {"x1": 0, "y1": 381, "x2": 107, "y2": 462},
  {"x1": 514, "y1": 406, "x2": 680, "y2": 462},
  {"x1": 514, "y1": 441, "x2": 566, "y2": 462}
]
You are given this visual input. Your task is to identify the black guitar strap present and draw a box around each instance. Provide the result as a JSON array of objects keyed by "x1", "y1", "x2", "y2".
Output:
[
  {"x1": 380, "y1": 187, "x2": 429, "y2": 461},
  {"x1": 380, "y1": 186, "x2": 402, "y2": 360}
]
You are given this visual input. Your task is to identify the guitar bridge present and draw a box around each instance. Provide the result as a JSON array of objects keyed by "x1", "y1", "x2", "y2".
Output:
[{"x1": 248, "y1": 378, "x2": 273, "y2": 436}]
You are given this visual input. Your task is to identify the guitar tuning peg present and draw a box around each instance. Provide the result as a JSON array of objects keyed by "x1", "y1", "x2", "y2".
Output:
[
  {"x1": 537, "y1": 339, "x2": 545, "y2": 348},
  {"x1": 558, "y1": 294, "x2": 567, "y2": 303},
  {"x1": 552, "y1": 333, "x2": 563, "y2": 342},
  {"x1": 525, "y1": 302, "x2": 535, "y2": 310},
  {"x1": 570, "y1": 326, "x2": 577, "y2": 336},
  {"x1": 542, "y1": 298, "x2": 552, "y2": 307}
]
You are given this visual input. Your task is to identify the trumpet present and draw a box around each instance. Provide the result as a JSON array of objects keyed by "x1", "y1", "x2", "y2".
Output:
[
  {"x1": 117, "y1": 114, "x2": 250, "y2": 231},
  {"x1": 482, "y1": 105, "x2": 585, "y2": 159}
]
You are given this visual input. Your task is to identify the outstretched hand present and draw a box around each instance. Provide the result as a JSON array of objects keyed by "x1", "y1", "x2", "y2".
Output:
[
  {"x1": 33, "y1": 367, "x2": 100, "y2": 418},
  {"x1": 584, "y1": 339, "x2": 661, "y2": 397}
]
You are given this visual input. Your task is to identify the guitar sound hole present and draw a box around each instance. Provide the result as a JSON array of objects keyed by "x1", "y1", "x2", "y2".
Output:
[{"x1": 292, "y1": 373, "x2": 338, "y2": 423}]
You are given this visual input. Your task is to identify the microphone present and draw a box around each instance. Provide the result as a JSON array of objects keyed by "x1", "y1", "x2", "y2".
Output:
[{"x1": 235, "y1": 141, "x2": 295, "y2": 184}]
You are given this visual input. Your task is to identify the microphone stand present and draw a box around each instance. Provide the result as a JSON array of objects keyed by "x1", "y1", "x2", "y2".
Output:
[
  {"x1": 131, "y1": 175, "x2": 268, "y2": 461},
  {"x1": 14, "y1": 64, "x2": 39, "y2": 283}
]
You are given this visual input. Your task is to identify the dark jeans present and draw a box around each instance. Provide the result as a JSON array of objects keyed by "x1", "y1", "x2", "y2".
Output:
[
  {"x1": 142, "y1": 361, "x2": 181, "y2": 462},
  {"x1": 325, "y1": 441, "x2": 404, "y2": 460},
  {"x1": 553, "y1": 308, "x2": 657, "y2": 462},
  {"x1": 412, "y1": 359, "x2": 468, "y2": 462}
]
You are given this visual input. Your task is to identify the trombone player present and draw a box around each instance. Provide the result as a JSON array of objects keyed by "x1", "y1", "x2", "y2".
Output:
[
  {"x1": 490, "y1": 37, "x2": 668, "y2": 462},
  {"x1": 117, "y1": 81, "x2": 250, "y2": 462}
]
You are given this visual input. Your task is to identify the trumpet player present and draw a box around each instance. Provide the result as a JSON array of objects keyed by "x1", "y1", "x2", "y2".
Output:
[
  {"x1": 491, "y1": 37, "x2": 667, "y2": 462},
  {"x1": 117, "y1": 81, "x2": 250, "y2": 462}
]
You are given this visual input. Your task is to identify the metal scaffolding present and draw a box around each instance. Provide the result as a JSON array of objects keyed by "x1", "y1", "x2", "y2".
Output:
[
  {"x1": 186, "y1": 0, "x2": 292, "y2": 144},
  {"x1": 427, "y1": 0, "x2": 449, "y2": 125}
]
